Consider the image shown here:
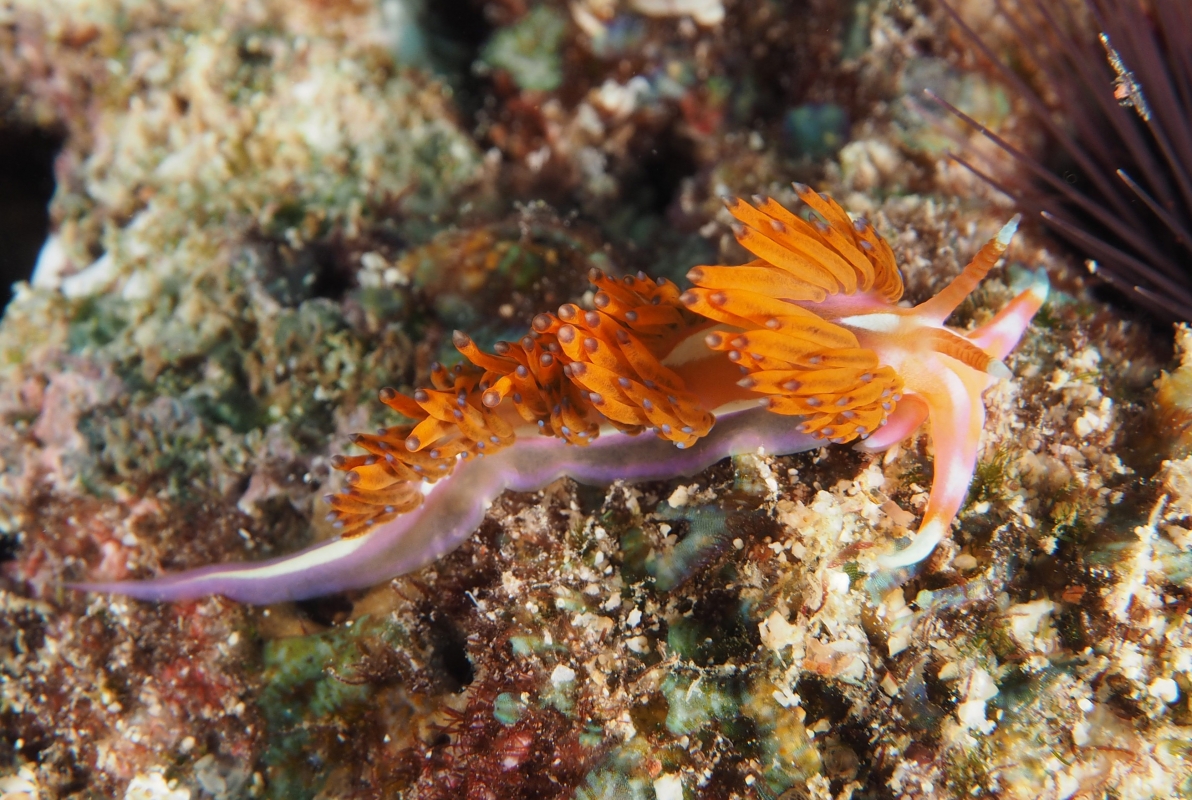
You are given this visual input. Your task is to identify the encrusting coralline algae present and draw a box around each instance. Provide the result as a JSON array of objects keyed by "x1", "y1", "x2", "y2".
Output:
[{"x1": 0, "y1": 0, "x2": 1190, "y2": 798}]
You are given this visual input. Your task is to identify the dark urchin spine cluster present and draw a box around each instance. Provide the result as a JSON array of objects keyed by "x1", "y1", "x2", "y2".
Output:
[{"x1": 936, "y1": 0, "x2": 1192, "y2": 321}]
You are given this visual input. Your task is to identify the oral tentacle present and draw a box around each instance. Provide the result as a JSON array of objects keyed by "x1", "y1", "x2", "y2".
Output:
[
  {"x1": 876, "y1": 362, "x2": 989, "y2": 570},
  {"x1": 925, "y1": 327, "x2": 1013, "y2": 378},
  {"x1": 913, "y1": 214, "x2": 1021, "y2": 324},
  {"x1": 966, "y1": 269, "x2": 1051, "y2": 359}
]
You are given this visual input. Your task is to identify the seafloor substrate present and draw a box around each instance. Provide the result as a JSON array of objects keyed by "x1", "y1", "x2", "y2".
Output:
[{"x1": 0, "y1": 0, "x2": 1190, "y2": 798}]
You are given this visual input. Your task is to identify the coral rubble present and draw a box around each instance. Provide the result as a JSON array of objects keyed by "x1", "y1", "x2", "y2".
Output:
[{"x1": 1, "y1": 0, "x2": 1189, "y2": 798}]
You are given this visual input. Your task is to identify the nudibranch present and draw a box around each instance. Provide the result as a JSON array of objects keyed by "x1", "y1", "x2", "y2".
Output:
[{"x1": 75, "y1": 187, "x2": 1048, "y2": 604}]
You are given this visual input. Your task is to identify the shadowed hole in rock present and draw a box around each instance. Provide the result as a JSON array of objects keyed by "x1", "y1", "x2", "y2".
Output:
[
  {"x1": 0, "y1": 532, "x2": 18, "y2": 563},
  {"x1": 636, "y1": 125, "x2": 698, "y2": 217},
  {"x1": 251, "y1": 239, "x2": 355, "y2": 306},
  {"x1": 294, "y1": 592, "x2": 355, "y2": 628},
  {"x1": 0, "y1": 124, "x2": 63, "y2": 309},
  {"x1": 416, "y1": 0, "x2": 493, "y2": 118},
  {"x1": 426, "y1": 611, "x2": 474, "y2": 691}
]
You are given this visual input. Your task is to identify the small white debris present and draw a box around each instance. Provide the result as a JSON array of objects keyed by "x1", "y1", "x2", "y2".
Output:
[
  {"x1": 956, "y1": 669, "x2": 999, "y2": 734},
  {"x1": 653, "y1": 773, "x2": 684, "y2": 800},
  {"x1": 887, "y1": 628, "x2": 911, "y2": 658},
  {"x1": 30, "y1": 234, "x2": 68, "y2": 289},
  {"x1": 571, "y1": 612, "x2": 614, "y2": 637},
  {"x1": 1005, "y1": 599, "x2": 1055, "y2": 652},
  {"x1": 772, "y1": 686, "x2": 801, "y2": 708},
  {"x1": 1073, "y1": 401, "x2": 1112, "y2": 438},
  {"x1": 759, "y1": 610, "x2": 802, "y2": 654},
  {"x1": 1048, "y1": 368, "x2": 1071, "y2": 392},
  {"x1": 0, "y1": 767, "x2": 40, "y2": 800},
  {"x1": 1149, "y1": 677, "x2": 1179, "y2": 704},
  {"x1": 360, "y1": 251, "x2": 387, "y2": 271},
  {"x1": 839, "y1": 139, "x2": 903, "y2": 192},
  {"x1": 501, "y1": 571, "x2": 523, "y2": 595},
  {"x1": 629, "y1": 0, "x2": 725, "y2": 25},
  {"x1": 592, "y1": 77, "x2": 651, "y2": 120},
  {"x1": 550, "y1": 664, "x2": 576, "y2": 685},
  {"x1": 952, "y1": 553, "x2": 978, "y2": 571},
  {"x1": 526, "y1": 145, "x2": 551, "y2": 172},
  {"x1": 667, "y1": 485, "x2": 690, "y2": 508},
  {"x1": 124, "y1": 772, "x2": 190, "y2": 800},
  {"x1": 827, "y1": 570, "x2": 851, "y2": 595},
  {"x1": 61, "y1": 253, "x2": 118, "y2": 299}
]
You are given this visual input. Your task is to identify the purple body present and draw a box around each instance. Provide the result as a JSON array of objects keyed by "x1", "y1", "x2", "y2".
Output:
[{"x1": 72, "y1": 406, "x2": 823, "y2": 604}]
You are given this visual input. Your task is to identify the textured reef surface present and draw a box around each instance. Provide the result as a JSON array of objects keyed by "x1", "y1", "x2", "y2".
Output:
[{"x1": 1, "y1": 0, "x2": 1190, "y2": 798}]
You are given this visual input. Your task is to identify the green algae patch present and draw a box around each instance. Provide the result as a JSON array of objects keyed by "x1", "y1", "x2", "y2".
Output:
[
  {"x1": 648, "y1": 504, "x2": 733, "y2": 593},
  {"x1": 256, "y1": 616, "x2": 412, "y2": 800},
  {"x1": 744, "y1": 681, "x2": 824, "y2": 794},
  {"x1": 784, "y1": 103, "x2": 849, "y2": 160},
  {"x1": 573, "y1": 740, "x2": 658, "y2": 800},
  {"x1": 493, "y1": 691, "x2": 527, "y2": 726},
  {"x1": 480, "y1": 7, "x2": 567, "y2": 92},
  {"x1": 660, "y1": 673, "x2": 738, "y2": 737}
]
